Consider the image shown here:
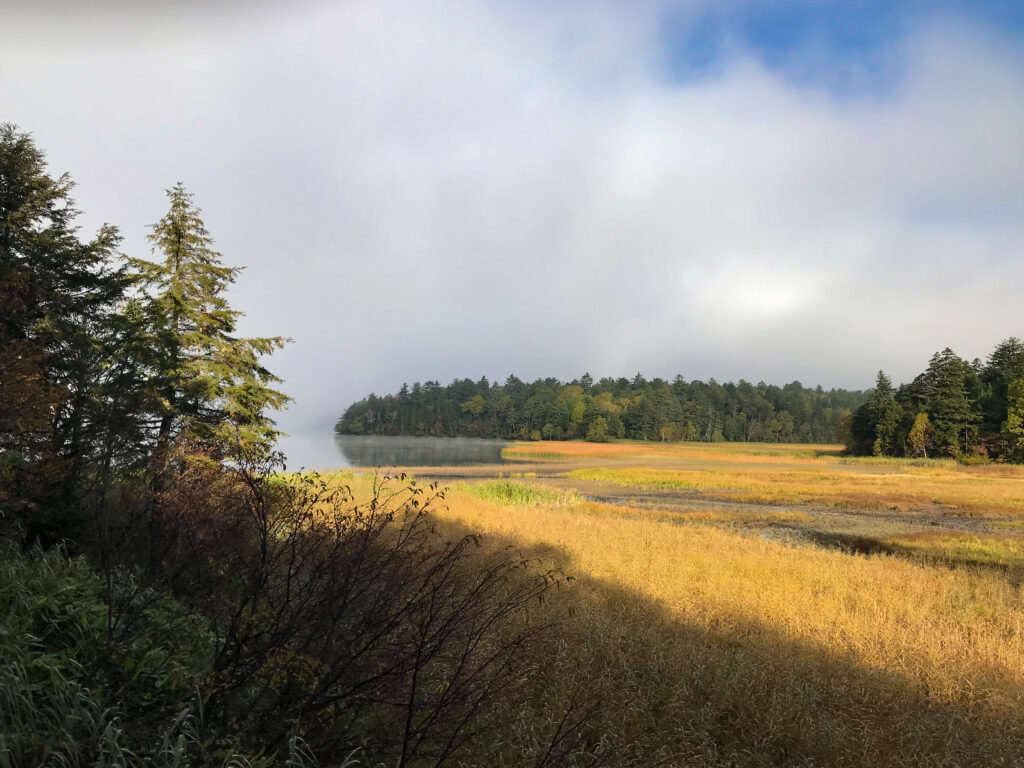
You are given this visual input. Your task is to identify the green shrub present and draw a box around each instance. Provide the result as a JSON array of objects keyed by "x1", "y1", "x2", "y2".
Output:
[{"x1": 0, "y1": 540, "x2": 293, "y2": 767}]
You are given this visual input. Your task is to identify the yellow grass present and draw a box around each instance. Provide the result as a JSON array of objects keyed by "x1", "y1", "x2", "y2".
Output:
[
  {"x1": 883, "y1": 531, "x2": 1024, "y2": 572},
  {"x1": 313, "y1": 446, "x2": 1024, "y2": 764},
  {"x1": 426, "y1": 480, "x2": 1024, "y2": 765},
  {"x1": 568, "y1": 465, "x2": 1024, "y2": 516},
  {"x1": 502, "y1": 439, "x2": 841, "y2": 464}
]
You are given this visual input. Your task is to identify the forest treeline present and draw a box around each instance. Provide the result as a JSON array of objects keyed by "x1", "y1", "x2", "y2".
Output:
[
  {"x1": 336, "y1": 375, "x2": 866, "y2": 444},
  {"x1": 0, "y1": 125, "x2": 580, "y2": 766},
  {"x1": 846, "y1": 340, "x2": 1024, "y2": 461}
]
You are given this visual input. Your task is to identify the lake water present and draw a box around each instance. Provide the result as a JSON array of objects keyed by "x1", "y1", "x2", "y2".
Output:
[
  {"x1": 334, "y1": 435, "x2": 510, "y2": 468},
  {"x1": 280, "y1": 434, "x2": 511, "y2": 469}
]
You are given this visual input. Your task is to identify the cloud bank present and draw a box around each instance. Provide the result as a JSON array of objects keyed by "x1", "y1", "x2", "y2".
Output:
[{"x1": 3, "y1": 1, "x2": 1023, "y2": 464}]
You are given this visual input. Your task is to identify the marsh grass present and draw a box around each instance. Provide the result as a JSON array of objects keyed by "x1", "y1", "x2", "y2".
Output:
[
  {"x1": 882, "y1": 531, "x2": 1024, "y2": 573},
  {"x1": 306, "y1": 449, "x2": 1024, "y2": 765},
  {"x1": 455, "y1": 479, "x2": 580, "y2": 507},
  {"x1": 502, "y1": 440, "x2": 842, "y2": 464},
  {"x1": 426, "y1": 484, "x2": 1024, "y2": 766},
  {"x1": 501, "y1": 448, "x2": 565, "y2": 460},
  {"x1": 568, "y1": 465, "x2": 1024, "y2": 516}
]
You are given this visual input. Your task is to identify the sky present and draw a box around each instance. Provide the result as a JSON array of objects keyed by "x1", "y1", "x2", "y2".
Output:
[{"x1": 3, "y1": 0, "x2": 1024, "y2": 466}]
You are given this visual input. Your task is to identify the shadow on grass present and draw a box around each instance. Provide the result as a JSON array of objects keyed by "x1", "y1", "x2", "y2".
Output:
[
  {"x1": 813, "y1": 448, "x2": 847, "y2": 458},
  {"x1": 434, "y1": 516, "x2": 1024, "y2": 767},
  {"x1": 803, "y1": 530, "x2": 1024, "y2": 588}
]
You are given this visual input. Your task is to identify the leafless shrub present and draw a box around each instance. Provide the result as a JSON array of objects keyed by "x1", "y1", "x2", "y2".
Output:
[{"x1": 142, "y1": 458, "x2": 566, "y2": 766}]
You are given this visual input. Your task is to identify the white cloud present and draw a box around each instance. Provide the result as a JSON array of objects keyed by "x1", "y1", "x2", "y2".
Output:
[{"x1": 2, "y1": 1, "x2": 1023, "y2": 464}]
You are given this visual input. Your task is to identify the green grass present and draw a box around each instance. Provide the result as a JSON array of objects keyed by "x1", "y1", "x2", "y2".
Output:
[
  {"x1": 455, "y1": 480, "x2": 578, "y2": 507},
  {"x1": 0, "y1": 540, "x2": 317, "y2": 768},
  {"x1": 501, "y1": 448, "x2": 563, "y2": 460},
  {"x1": 834, "y1": 455, "x2": 958, "y2": 469}
]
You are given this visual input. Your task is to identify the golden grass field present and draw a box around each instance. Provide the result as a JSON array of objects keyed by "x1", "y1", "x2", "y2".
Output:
[{"x1": 327, "y1": 441, "x2": 1024, "y2": 766}]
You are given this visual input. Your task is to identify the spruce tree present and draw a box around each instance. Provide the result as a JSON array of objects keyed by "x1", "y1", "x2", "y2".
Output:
[
  {"x1": 131, "y1": 184, "x2": 290, "y2": 466},
  {"x1": 0, "y1": 124, "x2": 128, "y2": 533},
  {"x1": 999, "y1": 354, "x2": 1024, "y2": 462},
  {"x1": 982, "y1": 338, "x2": 1024, "y2": 437},
  {"x1": 849, "y1": 371, "x2": 900, "y2": 455},
  {"x1": 926, "y1": 350, "x2": 978, "y2": 456},
  {"x1": 873, "y1": 398, "x2": 902, "y2": 457}
]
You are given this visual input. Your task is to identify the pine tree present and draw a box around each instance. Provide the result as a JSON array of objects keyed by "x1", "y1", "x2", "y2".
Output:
[
  {"x1": 1000, "y1": 359, "x2": 1024, "y2": 462},
  {"x1": 0, "y1": 124, "x2": 128, "y2": 533},
  {"x1": 873, "y1": 398, "x2": 902, "y2": 456},
  {"x1": 982, "y1": 338, "x2": 1024, "y2": 437},
  {"x1": 850, "y1": 371, "x2": 901, "y2": 455},
  {"x1": 926, "y1": 351, "x2": 977, "y2": 456},
  {"x1": 131, "y1": 184, "x2": 290, "y2": 466}
]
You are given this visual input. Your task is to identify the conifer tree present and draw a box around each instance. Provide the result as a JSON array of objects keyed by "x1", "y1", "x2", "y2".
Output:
[
  {"x1": 1000, "y1": 357, "x2": 1024, "y2": 462},
  {"x1": 131, "y1": 184, "x2": 290, "y2": 466},
  {"x1": 982, "y1": 337, "x2": 1024, "y2": 436},
  {"x1": 873, "y1": 398, "x2": 902, "y2": 457},
  {"x1": 0, "y1": 124, "x2": 127, "y2": 531},
  {"x1": 926, "y1": 350, "x2": 977, "y2": 456},
  {"x1": 1000, "y1": 379, "x2": 1024, "y2": 462},
  {"x1": 850, "y1": 371, "x2": 901, "y2": 455}
]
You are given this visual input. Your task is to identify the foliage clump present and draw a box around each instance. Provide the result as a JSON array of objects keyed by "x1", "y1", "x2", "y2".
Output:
[
  {"x1": 337, "y1": 374, "x2": 864, "y2": 445},
  {"x1": 847, "y1": 340, "x2": 1024, "y2": 461}
]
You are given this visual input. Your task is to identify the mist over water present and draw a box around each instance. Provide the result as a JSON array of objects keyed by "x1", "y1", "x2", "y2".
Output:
[
  {"x1": 279, "y1": 433, "x2": 351, "y2": 472},
  {"x1": 332, "y1": 435, "x2": 510, "y2": 468}
]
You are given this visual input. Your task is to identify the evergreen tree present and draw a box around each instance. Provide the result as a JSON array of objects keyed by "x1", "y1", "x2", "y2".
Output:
[
  {"x1": 131, "y1": 184, "x2": 290, "y2": 466},
  {"x1": 0, "y1": 124, "x2": 128, "y2": 534},
  {"x1": 873, "y1": 398, "x2": 903, "y2": 456},
  {"x1": 850, "y1": 371, "x2": 901, "y2": 455},
  {"x1": 1000, "y1": 364, "x2": 1024, "y2": 462},
  {"x1": 982, "y1": 337, "x2": 1024, "y2": 438},
  {"x1": 926, "y1": 351, "x2": 977, "y2": 456}
]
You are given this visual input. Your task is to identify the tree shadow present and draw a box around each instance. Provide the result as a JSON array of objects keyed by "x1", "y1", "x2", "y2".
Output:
[
  {"x1": 804, "y1": 529, "x2": 1024, "y2": 588},
  {"x1": 435, "y1": 515, "x2": 1024, "y2": 767}
]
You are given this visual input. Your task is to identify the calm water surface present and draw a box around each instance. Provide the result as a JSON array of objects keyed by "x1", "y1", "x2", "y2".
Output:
[
  {"x1": 281, "y1": 435, "x2": 510, "y2": 470},
  {"x1": 281, "y1": 434, "x2": 510, "y2": 470},
  {"x1": 332, "y1": 435, "x2": 510, "y2": 468}
]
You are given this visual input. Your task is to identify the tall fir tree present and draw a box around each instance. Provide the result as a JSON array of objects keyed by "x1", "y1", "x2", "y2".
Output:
[
  {"x1": 926, "y1": 350, "x2": 978, "y2": 456},
  {"x1": 982, "y1": 337, "x2": 1024, "y2": 438},
  {"x1": 0, "y1": 124, "x2": 128, "y2": 536},
  {"x1": 131, "y1": 184, "x2": 290, "y2": 467},
  {"x1": 850, "y1": 371, "x2": 901, "y2": 456},
  {"x1": 999, "y1": 354, "x2": 1024, "y2": 462},
  {"x1": 1000, "y1": 377, "x2": 1024, "y2": 462}
]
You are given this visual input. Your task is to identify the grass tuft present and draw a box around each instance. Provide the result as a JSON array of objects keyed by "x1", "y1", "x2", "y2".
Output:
[{"x1": 454, "y1": 480, "x2": 579, "y2": 507}]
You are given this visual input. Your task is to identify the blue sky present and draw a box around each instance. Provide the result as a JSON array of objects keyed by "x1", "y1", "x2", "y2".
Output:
[{"x1": 661, "y1": 0, "x2": 1024, "y2": 95}]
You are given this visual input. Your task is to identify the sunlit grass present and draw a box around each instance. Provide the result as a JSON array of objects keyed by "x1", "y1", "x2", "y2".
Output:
[
  {"x1": 882, "y1": 532, "x2": 1024, "y2": 572},
  {"x1": 429, "y1": 480, "x2": 1024, "y2": 765},
  {"x1": 567, "y1": 465, "x2": 1024, "y2": 517},
  {"x1": 501, "y1": 439, "x2": 843, "y2": 464},
  {"x1": 595, "y1": 503, "x2": 815, "y2": 527},
  {"x1": 453, "y1": 480, "x2": 579, "y2": 507},
  {"x1": 301, "y1": 469, "x2": 1024, "y2": 763}
]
